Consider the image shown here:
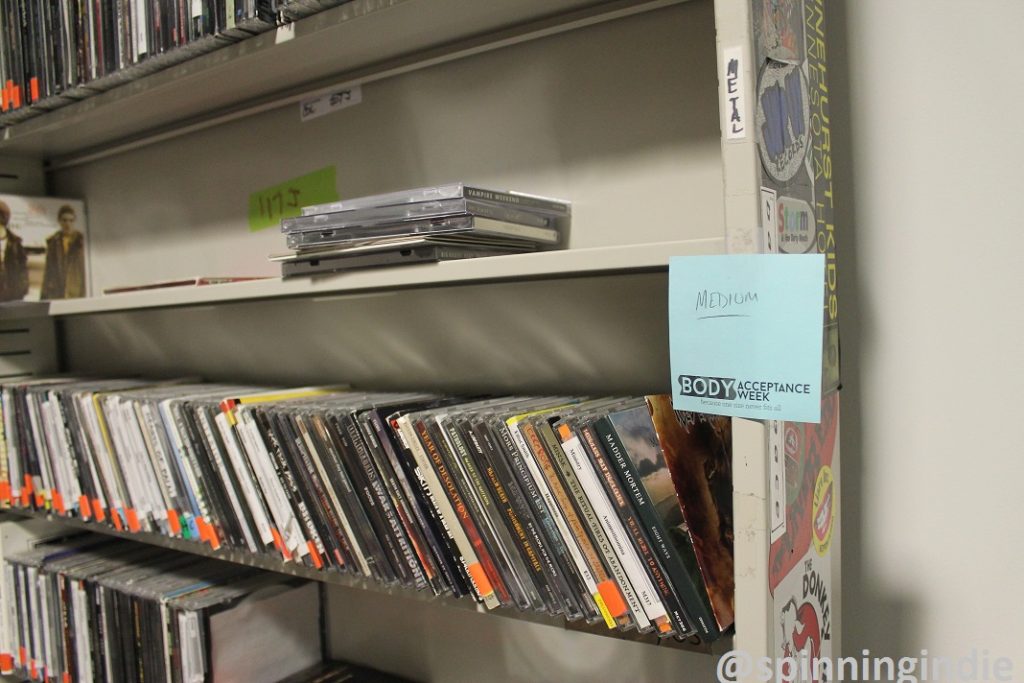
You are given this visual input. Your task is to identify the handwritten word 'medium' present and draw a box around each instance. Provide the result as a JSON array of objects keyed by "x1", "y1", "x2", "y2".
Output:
[{"x1": 695, "y1": 290, "x2": 758, "y2": 312}]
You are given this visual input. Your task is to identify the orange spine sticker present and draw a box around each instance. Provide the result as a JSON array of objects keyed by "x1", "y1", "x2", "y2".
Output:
[
  {"x1": 18, "y1": 647, "x2": 25, "y2": 666},
  {"x1": 52, "y1": 492, "x2": 65, "y2": 515},
  {"x1": 307, "y1": 541, "x2": 323, "y2": 570},
  {"x1": 93, "y1": 500, "x2": 106, "y2": 522},
  {"x1": 167, "y1": 510, "x2": 182, "y2": 536},
  {"x1": 79, "y1": 496, "x2": 91, "y2": 520},
  {"x1": 466, "y1": 562, "x2": 494, "y2": 599},
  {"x1": 111, "y1": 511, "x2": 124, "y2": 531},
  {"x1": 12, "y1": 85, "x2": 20, "y2": 109},
  {"x1": 596, "y1": 579, "x2": 628, "y2": 618},
  {"x1": 125, "y1": 509, "x2": 141, "y2": 533},
  {"x1": 21, "y1": 474, "x2": 33, "y2": 507},
  {"x1": 0, "y1": 653, "x2": 13, "y2": 672},
  {"x1": 270, "y1": 528, "x2": 292, "y2": 561},
  {"x1": 198, "y1": 519, "x2": 221, "y2": 550},
  {"x1": 0, "y1": 481, "x2": 10, "y2": 504},
  {"x1": 270, "y1": 528, "x2": 286, "y2": 557},
  {"x1": 29, "y1": 77, "x2": 39, "y2": 102}
]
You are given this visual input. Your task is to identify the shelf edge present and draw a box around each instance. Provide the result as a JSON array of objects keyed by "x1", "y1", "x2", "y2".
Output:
[
  {"x1": 46, "y1": 239, "x2": 725, "y2": 317},
  {"x1": 2, "y1": 507, "x2": 719, "y2": 654}
]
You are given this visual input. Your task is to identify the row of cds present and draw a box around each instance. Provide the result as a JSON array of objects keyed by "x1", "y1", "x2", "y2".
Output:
[
  {"x1": 0, "y1": 378, "x2": 735, "y2": 642},
  {"x1": 1, "y1": 533, "x2": 323, "y2": 683},
  {"x1": 0, "y1": 0, "x2": 352, "y2": 125}
]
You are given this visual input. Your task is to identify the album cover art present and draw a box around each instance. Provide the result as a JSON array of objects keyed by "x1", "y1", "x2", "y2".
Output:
[{"x1": 0, "y1": 194, "x2": 89, "y2": 302}]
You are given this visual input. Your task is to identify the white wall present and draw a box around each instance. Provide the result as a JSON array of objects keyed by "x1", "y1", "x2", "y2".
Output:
[{"x1": 834, "y1": 0, "x2": 1024, "y2": 672}]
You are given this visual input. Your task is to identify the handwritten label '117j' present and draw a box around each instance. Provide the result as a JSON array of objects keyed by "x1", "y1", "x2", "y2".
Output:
[{"x1": 247, "y1": 166, "x2": 339, "y2": 232}]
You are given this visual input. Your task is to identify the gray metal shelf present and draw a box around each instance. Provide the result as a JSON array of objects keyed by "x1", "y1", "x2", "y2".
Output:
[
  {"x1": 3, "y1": 507, "x2": 724, "y2": 654},
  {"x1": 0, "y1": 0, "x2": 686, "y2": 167},
  {"x1": 48, "y1": 240, "x2": 722, "y2": 316}
]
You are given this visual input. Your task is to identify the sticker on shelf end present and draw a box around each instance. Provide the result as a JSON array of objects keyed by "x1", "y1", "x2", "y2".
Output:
[
  {"x1": 300, "y1": 84, "x2": 363, "y2": 123},
  {"x1": 769, "y1": 419, "x2": 787, "y2": 543},
  {"x1": 761, "y1": 187, "x2": 778, "y2": 254},
  {"x1": 721, "y1": 46, "x2": 747, "y2": 140}
]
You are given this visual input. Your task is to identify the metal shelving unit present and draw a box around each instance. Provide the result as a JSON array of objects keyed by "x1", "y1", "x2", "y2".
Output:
[{"x1": 0, "y1": 0, "x2": 842, "y2": 680}]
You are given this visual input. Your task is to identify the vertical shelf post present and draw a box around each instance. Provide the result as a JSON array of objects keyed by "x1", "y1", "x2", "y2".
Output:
[{"x1": 714, "y1": 0, "x2": 843, "y2": 675}]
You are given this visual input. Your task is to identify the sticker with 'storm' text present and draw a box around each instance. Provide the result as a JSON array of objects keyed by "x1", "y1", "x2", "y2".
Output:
[
  {"x1": 248, "y1": 166, "x2": 339, "y2": 232},
  {"x1": 668, "y1": 254, "x2": 824, "y2": 423}
]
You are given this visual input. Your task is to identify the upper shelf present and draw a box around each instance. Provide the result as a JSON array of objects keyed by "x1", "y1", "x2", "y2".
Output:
[
  {"x1": 0, "y1": 0, "x2": 685, "y2": 165},
  {"x1": 29, "y1": 239, "x2": 724, "y2": 317}
]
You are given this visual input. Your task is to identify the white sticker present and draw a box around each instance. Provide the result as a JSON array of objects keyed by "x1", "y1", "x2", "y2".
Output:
[
  {"x1": 778, "y1": 195, "x2": 816, "y2": 254},
  {"x1": 299, "y1": 85, "x2": 363, "y2": 123},
  {"x1": 722, "y1": 46, "x2": 747, "y2": 140},
  {"x1": 769, "y1": 419, "x2": 787, "y2": 543},
  {"x1": 275, "y1": 23, "x2": 296, "y2": 44},
  {"x1": 761, "y1": 186, "x2": 778, "y2": 254},
  {"x1": 136, "y1": 0, "x2": 148, "y2": 54}
]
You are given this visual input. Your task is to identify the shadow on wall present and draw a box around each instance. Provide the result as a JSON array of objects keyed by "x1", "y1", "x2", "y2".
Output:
[{"x1": 831, "y1": 0, "x2": 919, "y2": 660}]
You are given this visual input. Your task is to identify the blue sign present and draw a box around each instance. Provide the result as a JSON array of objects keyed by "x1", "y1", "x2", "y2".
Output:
[{"x1": 669, "y1": 254, "x2": 825, "y2": 423}]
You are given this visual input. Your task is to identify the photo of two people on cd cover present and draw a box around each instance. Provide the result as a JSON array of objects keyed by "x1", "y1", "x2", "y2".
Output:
[{"x1": 0, "y1": 195, "x2": 88, "y2": 303}]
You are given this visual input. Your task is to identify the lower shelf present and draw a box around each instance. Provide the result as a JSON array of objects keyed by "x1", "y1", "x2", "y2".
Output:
[{"x1": 2, "y1": 508, "x2": 726, "y2": 654}]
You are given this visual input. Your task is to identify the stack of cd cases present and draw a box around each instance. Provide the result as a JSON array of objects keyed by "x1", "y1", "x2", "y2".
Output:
[
  {"x1": 1, "y1": 534, "x2": 322, "y2": 683},
  {"x1": 273, "y1": 183, "x2": 571, "y2": 278}
]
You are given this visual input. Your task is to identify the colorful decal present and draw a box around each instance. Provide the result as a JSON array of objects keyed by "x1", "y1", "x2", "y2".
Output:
[
  {"x1": 775, "y1": 551, "x2": 833, "y2": 683},
  {"x1": 811, "y1": 465, "x2": 834, "y2": 556},
  {"x1": 769, "y1": 392, "x2": 838, "y2": 593},
  {"x1": 756, "y1": 61, "x2": 811, "y2": 185},
  {"x1": 778, "y1": 196, "x2": 816, "y2": 254},
  {"x1": 752, "y1": 0, "x2": 840, "y2": 392},
  {"x1": 757, "y1": 0, "x2": 805, "y2": 63}
]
